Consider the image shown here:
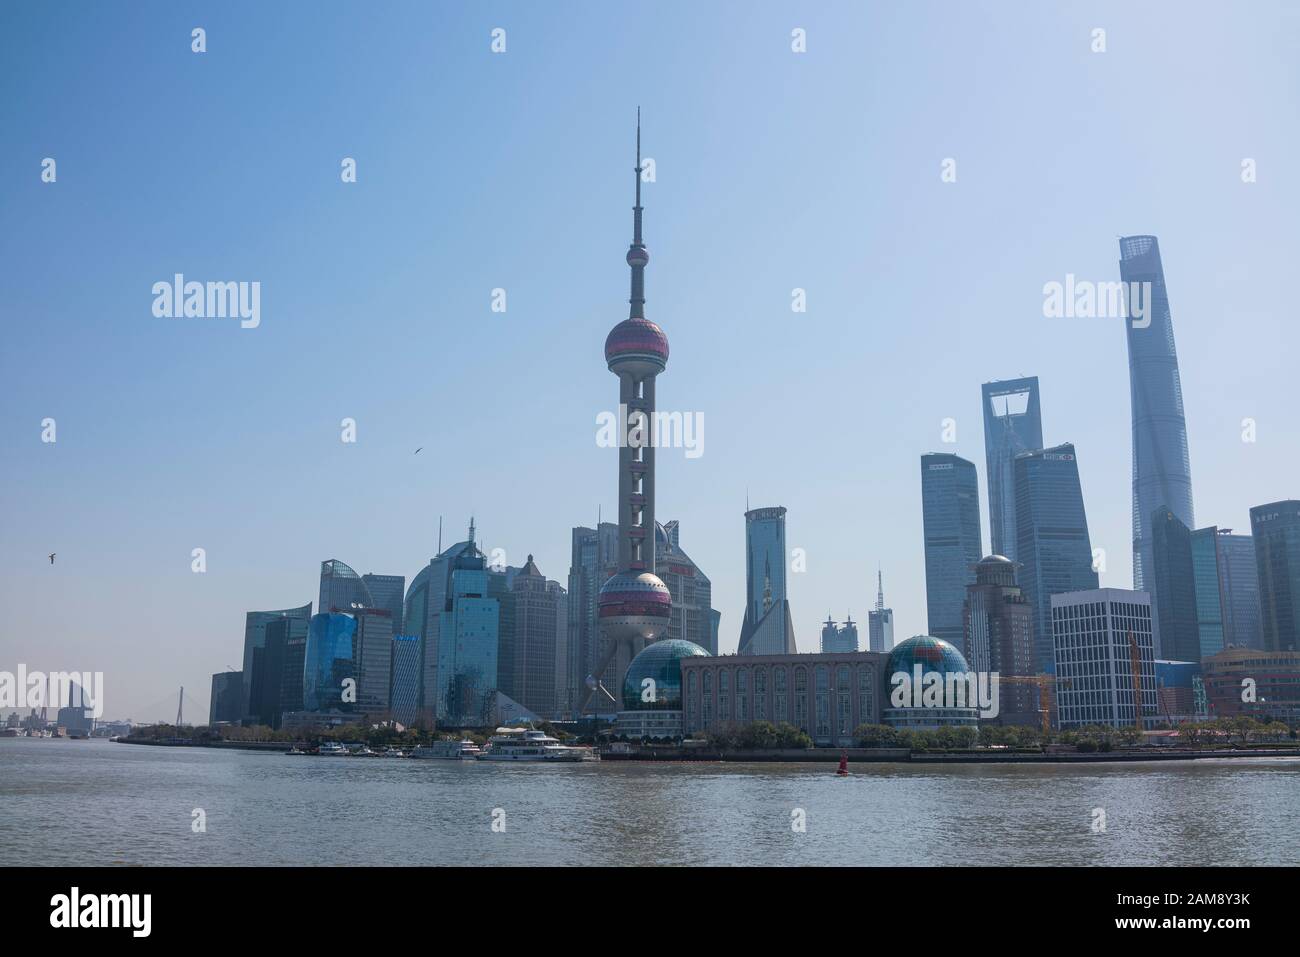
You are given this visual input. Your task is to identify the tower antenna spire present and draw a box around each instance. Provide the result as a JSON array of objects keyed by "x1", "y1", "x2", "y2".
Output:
[{"x1": 627, "y1": 108, "x2": 648, "y2": 319}]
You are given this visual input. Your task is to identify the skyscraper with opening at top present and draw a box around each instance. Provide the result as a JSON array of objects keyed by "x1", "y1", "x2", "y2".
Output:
[{"x1": 981, "y1": 377, "x2": 1043, "y2": 563}]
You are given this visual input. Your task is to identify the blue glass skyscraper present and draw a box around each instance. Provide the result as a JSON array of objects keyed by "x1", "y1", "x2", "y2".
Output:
[
  {"x1": 920, "y1": 453, "x2": 983, "y2": 656},
  {"x1": 1119, "y1": 236, "x2": 1195, "y2": 591},
  {"x1": 302, "y1": 612, "x2": 358, "y2": 712},
  {"x1": 981, "y1": 377, "x2": 1043, "y2": 563},
  {"x1": 390, "y1": 634, "x2": 422, "y2": 726},
  {"x1": 738, "y1": 506, "x2": 797, "y2": 654},
  {"x1": 1013, "y1": 443, "x2": 1099, "y2": 673},
  {"x1": 1251, "y1": 501, "x2": 1300, "y2": 653},
  {"x1": 405, "y1": 520, "x2": 482, "y2": 724},
  {"x1": 1190, "y1": 526, "x2": 1226, "y2": 660},
  {"x1": 1150, "y1": 506, "x2": 1200, "y2": 661},
  {"x1": 1217, "y1": 530, "x2": 1263, "y2": 650},
  {"x1": 435, "y1": 544, "x2": 501, "y2": 726}
]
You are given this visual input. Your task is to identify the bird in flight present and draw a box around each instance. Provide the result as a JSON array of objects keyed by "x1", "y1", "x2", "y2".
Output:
[
  {"x1": 414, "y1": 447, "x2": 423, "y2": 455},
  {"x1": 49, "y1": 553, "x2": 56, "y2": 564}
]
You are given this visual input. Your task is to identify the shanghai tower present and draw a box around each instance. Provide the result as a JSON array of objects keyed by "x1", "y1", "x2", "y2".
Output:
[
  {"x1": 577, "y1": 114, "x2": 673, "y2": 713},
  {"x1": 1119, "y1": 235, "x2": 1194, "y2": 591}
]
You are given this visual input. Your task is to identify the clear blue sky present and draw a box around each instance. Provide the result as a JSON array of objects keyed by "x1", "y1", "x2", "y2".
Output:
[{"x1": 3, "y1": 1, "x2": 1297, "y2": 721}]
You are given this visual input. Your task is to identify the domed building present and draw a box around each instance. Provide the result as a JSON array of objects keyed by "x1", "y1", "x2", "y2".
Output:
[
  {"x1": 881, "y1": 635, "x2": 981, "y2": 729},
  {"x1": 616, "y1": 639, "x2": 709, "y2": 741}
]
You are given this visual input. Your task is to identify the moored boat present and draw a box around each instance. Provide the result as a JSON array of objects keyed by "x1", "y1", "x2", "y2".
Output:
[
  {"x1": 476, "y1": 727, "x2": 598, "y2": 762},
  {"x1": 409, "y1": 739, "x2": 482, "y2": 760}
]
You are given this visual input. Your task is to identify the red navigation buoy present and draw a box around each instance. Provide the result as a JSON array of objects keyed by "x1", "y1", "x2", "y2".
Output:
[{"x1": 836, "y1": 750, "x2": 849, "y2": 775}]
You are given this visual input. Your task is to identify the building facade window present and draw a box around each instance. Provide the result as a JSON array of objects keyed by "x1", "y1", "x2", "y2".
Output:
[{"x1": 857, "y1": 664, "x2": 874, "y2": 723}]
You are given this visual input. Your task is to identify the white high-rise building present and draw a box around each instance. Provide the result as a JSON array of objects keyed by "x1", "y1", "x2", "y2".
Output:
[
  {"x1": 868, "y1": 569, "x2": 895, "y2": 653},
  {"x1": 1051, "y1": 588, "x2": 1157, "y2": 730}
]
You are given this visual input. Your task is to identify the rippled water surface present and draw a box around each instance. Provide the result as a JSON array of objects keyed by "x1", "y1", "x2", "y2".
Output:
[{"x1": 3, "y1": 738, "x2": 1298, "y2": 866}]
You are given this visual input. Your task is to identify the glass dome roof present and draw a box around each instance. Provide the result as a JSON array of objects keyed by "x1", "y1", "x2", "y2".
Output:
[
  {"x1": 621, "y1": 639, "x2": 709, "y2": 711},
  {"x1": 885, "y1": 635, "x2": 972, "y2": 679}
]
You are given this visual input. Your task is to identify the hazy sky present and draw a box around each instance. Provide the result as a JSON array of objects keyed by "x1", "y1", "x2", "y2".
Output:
[{"x1": 3, "y1": 1, "x2": 1297, "y2": 721}]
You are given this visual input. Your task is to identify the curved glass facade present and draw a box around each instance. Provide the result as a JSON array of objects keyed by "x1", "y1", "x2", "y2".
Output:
[
  {"x1": 883, "y1": 635, "x2": 980, "y2": 728},
  {"x1": 319, "y1": 559, "x2": 374, "y2": 614},
  {"x1": 621, "y1": 639, "x2": 709, "y2": 711},
  {"x1": 886, "y1": 634, "x2": 972, "y2": 679},
  {"x1": 1120, "y1": 235, "x2": 1195, "y2": 591},
  {"x1": 303, "y1": 612, "x2": 358, "y2": 712}
]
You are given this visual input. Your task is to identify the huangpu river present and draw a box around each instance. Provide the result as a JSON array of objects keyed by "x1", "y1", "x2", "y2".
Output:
[{"x1": 3, "y1": 737, "x2": 1298, "y2": 866}]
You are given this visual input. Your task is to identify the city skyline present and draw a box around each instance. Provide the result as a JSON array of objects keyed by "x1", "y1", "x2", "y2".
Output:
[{"x1": 5, "y1": 4, "x2": 1299, "y2": 721}]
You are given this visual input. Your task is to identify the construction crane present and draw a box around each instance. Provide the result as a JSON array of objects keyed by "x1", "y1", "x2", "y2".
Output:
[
  {"x1": 1127, "y1": 630, "x2": 1144, "y2": 730},
  {"x1": 997, "y1": 674, "x2": 1071, "y2": 736}
]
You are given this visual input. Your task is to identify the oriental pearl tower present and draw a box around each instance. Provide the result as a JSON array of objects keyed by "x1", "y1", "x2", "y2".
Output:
[{"x1": 579, "y1": 113, "x2": 673, "y2": 714}]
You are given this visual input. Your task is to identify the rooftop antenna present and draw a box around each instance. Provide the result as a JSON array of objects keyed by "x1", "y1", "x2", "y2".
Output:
[
  {"x1": 627, "y1": 106, "x2": 646, "y2": 320},
  {"x1": 437, "y1": 516, "x2": 443, "y2": 554}
]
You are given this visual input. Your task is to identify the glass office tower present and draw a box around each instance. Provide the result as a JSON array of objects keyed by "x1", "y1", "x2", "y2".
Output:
[
  {"x1": 1217, "y1": 530, "x2": 1263, "y2": 650},
  {"x1": 254, "y1": 615, "x2": 309, "y2": 727},
  {"x1": 405, "y1": 524, "x2": 482, "y2": 724},
  {"x1": 1013, "y1": 443, "x2": 1099, "y2": 673},
  {"x1": 565, "y1": 522, "x2": 620, "y2": 716},
  {"x1": 920, "y1": 454, "x2": 983, "y2": 656},
  {"x1": 1190, "y1": 526, "x2": 1227, "y2": 660},
  {"x1": 319, "y1": 559, "x2": 373, "y2": 613},
  {"x1": 362, "y1": 573, "x2": 406, "y2": 634},
  {"x1": 655, "y1": 520, "x2": 719, "y2": 654},
  {"x1": 436, "y1": 554, "x2": 501, "y2": 727},
  {"x1": 1150, "y1": 507, "x2": 1200, "y2": 661},
  {"x1": 1119, "y1": 236, "x2": 1195, "y2": 591},
  {"x1": 981, "y1": 377, "x2": 1043, "y2": 562},
  {"x1": 738, "y1": 506, "x2": 798, "y2": 654},
  {"x1": 389, "y1": 634, "x2": 422, "y2": 727},
  {"x1": 303, "y1": 612, "x2": 358, "y2": 712},
  {"x1": 1251, "y1": 501, "x2": 1300, "y2": 652},
  {"x1": 239, "y1": 603, "x2": 312, "y2": 721}
]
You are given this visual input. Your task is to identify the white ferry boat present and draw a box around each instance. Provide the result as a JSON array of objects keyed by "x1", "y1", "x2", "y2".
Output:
[
  {"x1": 476, "y1": 727, "x2": 598, "y2": 763},
  {"x1": 318, "y1": 742, "x2": 348, "y2": 756},
  {"x1": 409, "y1": 739, "x2": 482, "y2": 760}
]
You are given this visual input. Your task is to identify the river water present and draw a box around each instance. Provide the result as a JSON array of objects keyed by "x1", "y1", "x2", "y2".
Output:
[{"x1": 2, "y1": 738, "x2": 1297, "y2": 866}]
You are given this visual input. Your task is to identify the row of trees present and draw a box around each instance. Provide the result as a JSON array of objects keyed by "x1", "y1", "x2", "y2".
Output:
[
  {"x1": 853, "y1": 716, "x2": 1294, "y2": 752},
  {"x1": 697, "y1": 721, "x2": 814, "y2": 751},
  {"x1": 854, "y1": 724, "x2": 979, "y2": 750},
  {"x1": 1162, "y1": 716, "x2": 1291, "y2": 746},
  {"x1": 127, "y1": 713, "x2": 1295, "y2": 753},
  {"x1": 129, "y1": 719, "x2": 576, "y2": 748}
]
